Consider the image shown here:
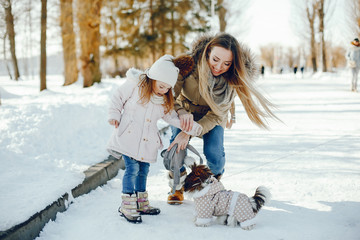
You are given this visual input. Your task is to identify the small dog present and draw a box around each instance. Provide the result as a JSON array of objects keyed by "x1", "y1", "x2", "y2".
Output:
[{"x1": 183, "y1": 163, "x2": 271, "y2": 229}]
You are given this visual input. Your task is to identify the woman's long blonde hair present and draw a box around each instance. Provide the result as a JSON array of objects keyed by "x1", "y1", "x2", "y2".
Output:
[
  {"x1": 198, "y1": 33, "x2": 277, "y2": 129},
  {"x1": 138, "y1": 74, "x2": 174, "y2": 114}
]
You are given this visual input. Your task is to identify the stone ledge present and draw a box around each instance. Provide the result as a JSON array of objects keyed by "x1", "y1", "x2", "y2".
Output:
[{"x1": 0, "y1": 156, "x2": 123, "y2": 240}]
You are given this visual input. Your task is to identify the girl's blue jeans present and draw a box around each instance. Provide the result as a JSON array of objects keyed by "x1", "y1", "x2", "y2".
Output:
[
  {"x1": 170, "y1": 125, "x2": 225, "y2": 176},
  {"x1": 122, "y1": 155, "x2": 150, "y2": 194}
]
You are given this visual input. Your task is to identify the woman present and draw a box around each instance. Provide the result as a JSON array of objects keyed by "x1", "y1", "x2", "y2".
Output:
[{"x1": 166, "y1": 33, "x2": 277, "y2": 205}]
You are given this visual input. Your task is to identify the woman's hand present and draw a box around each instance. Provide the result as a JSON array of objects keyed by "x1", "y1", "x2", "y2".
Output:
[
  {"x1": 167, "y1": 131, "x2": 190, "y2": 153},
  {"x1": 226, "y1": 119, "x2": 234, "y2": 129},
  {"x1": 177, "y1": 109, "x2": 194, "y2": 132},
  {"x1": 109, "y1": 119, "x2": 119, "y2": 128}
]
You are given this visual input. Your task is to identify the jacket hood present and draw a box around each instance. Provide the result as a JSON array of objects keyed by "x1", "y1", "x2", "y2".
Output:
[
  {"x1": 190, "y1": 35, "x2": 213, "y2": 64},
  {"x1": 126, "y1": 67, "x2": 144, "y2": 83}
]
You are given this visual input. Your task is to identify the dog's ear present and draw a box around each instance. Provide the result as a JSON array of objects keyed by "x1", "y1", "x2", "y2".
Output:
[
  {"x1": 190, "y1": 162, "x2": 198, "y2": 172},
  {"x1": 192, "y1": 164, "x2": 206, "y2": 177}
]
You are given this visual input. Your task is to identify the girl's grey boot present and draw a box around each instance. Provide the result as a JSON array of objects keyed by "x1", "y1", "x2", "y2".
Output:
[
  {"x1": 136, "y1": 191, "x2": 160, "y2": 215},
  {"x1": 119, "y1": 194, "x2": 142, "y2": 223}
]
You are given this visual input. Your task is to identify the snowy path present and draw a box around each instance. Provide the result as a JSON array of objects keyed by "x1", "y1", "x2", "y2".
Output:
[
  {"x1": 2, "y1": 72, "x2": 359, "y2": 240},
  {"x1": 37, "y1": 73, "x2": 360, "y2": 240}
]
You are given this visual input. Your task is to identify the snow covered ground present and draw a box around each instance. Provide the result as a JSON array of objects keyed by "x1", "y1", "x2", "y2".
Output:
[{"x1": 1, "y1": 71, "x2": 360, "y2": 240}]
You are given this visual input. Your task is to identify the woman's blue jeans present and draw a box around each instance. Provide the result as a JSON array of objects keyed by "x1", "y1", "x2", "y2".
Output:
[
  {"x1": 170, "y1": 125, "x2": 225, "y2": 176},
  {"x1": 122, "y1": 155, "x2": 150, "y2": 194}
]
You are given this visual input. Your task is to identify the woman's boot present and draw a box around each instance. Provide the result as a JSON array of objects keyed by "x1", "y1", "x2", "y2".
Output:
[
  {"x1": 136, "y1": 191, "x2": 160, "y2": 215},
  {"x1": 118, "y1": 194, "x2": 142, "y2": 223},
  {"x1": 167, "y1": 170, "x2": 187, "y2": 205}
]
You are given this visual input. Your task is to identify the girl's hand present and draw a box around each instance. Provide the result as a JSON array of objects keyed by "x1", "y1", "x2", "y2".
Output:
[
  {"x1": 109, "y1": 119, "x2": 119, "y2": 128},
  {"x1": 167, "y1": 131, "x2": 190, "y2": 153},
  {"x1": 177, "y1": 109, "x2": 194, "y2": 132}
]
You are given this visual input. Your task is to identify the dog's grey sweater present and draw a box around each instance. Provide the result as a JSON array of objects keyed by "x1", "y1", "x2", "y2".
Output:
[{"x1": 192, "y1": 177, "x2": 256, "y2": 223}]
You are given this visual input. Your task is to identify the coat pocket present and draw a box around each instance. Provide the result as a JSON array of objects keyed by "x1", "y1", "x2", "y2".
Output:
[{"x1": 117, "y1": 118, "x2": 132, "y2": 137}]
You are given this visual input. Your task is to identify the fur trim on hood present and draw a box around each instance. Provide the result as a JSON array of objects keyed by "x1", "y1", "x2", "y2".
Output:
[{"x1": 125, "y1": 67, "x2": 144, "y2": 83}]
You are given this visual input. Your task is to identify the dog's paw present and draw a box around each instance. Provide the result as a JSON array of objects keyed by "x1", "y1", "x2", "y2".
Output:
[
  {"x1": 241, "y1": 224, "x2": 256, "y2": 231},
  {"x1": 240, "y1": 218, "x2": 257, "y2": 230},
  {"x1": 195, "y1": 222, "x2": 211, "y2": 227},
  {"x1": 215, "y1": 215, "x2": 228, "y2": 225},
  {"x1": 226, "y1": 216, "x2": 238, "y2": 227},
  {"x1": 195, "y1": 218, "x2": 212, "y2": 227}
]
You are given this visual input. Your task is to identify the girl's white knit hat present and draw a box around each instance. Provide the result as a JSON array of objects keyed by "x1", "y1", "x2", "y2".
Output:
[{"x1": 145, "y1": 54, "x2": 179, "y2": 88}]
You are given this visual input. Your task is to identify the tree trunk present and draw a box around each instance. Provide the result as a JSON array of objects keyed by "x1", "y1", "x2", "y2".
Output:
[
  {"x1": 307, "y1": 3, "x2": 317, "y2": 73},
  {"x1": 3, "y1": 32, "x2": 13, "y2": 80},
  {"x1": 218, "y1": 0, "x2": 227, "y2": 32},
  {"x1": 60, "y1": 0, "x2": 78, "y2": 86},
  {"x1": 318, "y1": 0, "x2": 327, "y2": 72},
  {"x1": 4, "y1": 0, "x2": 20, "y2": 80},
  {"x1": 150, "y1": 0, "x2": 156, "y2": 62},
  {"x1": 160, "y1": 0, "x2": 166, "y2": 55},
  {"x1": 310, "y1": 25, "x2": 317, "y2": 72},
  {"x1": 170, "y1": 0, "x2": 175, "y2": 56},
  {"x1": 77, "y1": 0, "x2": 102, "y2": 88},
  {"x1": 40, "y1": 0, "x2": 47, "y2": 91}
]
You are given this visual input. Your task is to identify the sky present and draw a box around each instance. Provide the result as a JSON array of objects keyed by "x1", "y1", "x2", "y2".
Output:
[
  {"x1": 242, "y1": 0, "x2": 298, "y2": 50},
  {"x1": 226, "y1": 0, "x2": 351, "y2": 52},
  {"x1": 1, "y1": 70, "x2": 360, "y2": 239}
]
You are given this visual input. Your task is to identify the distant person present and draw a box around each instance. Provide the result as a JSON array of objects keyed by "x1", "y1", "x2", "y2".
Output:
[
  {"x1": 346, "y1": 38, "x2": 360, "y2": 92},
  {"x1": 261, "y1": 65, "x2": 265, "y2": 78},
  {"x1": 293, "y1": 65, "x2": 298, "y2": 76},
  {"x1": 300, "y1": 66, "x2": 305, "y2": 78},
  {"x1": 107, "y1": 55, "x2": 202, "y2": 223}
]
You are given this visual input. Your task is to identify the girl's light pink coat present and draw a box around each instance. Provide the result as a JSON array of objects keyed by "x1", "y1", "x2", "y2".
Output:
[{"x1": 107, "y1": 68, "x2": 202, "y2": 163}]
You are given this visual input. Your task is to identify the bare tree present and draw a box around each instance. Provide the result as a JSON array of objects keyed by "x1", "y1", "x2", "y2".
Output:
[
  {"x1": 1, "y1": 0, "x2": 20, "y2": 80},
  {"x1": 40, "y1": 0, "x2": 47, "y2": 91},
  {"x1": 316, "y1": 0, "x2": 336, "y2": 72},
  {"x1": 77, "y1": 0, "x2": 102, "y2": 87},
  {"x1": 306, "y1": 1, "x2": 318, "y2": 72},
  {"x1": 317, "y1": 0, "x2": 327, "y2": 72},
  {"x1": 291, "y1": 0, "x2": 319, "y2": 72},
  {"x1": 217, "y1": 0, "x2": 227, "y2": 32},
  {"x1": 345, "y1": 0, "x2": 360, "y2": 38},
  {"x1": 60, "y1": 0, "x2": 78, "y2": 86},
  {"x1": 260, "y1": 44, "x2": 276, "y2": 71},
  {"x1": 284, "y1": 47, "x2": 296, "y2": 69},
  {"x1": 217, "y1": 0, "x2": 250, "y2": 34},
  {"x1": 1, "y1": 29, "x2": 13, "y2": 79},
  {"x1": 330, "y1": 45, "x2": 346, "y2": 68}
]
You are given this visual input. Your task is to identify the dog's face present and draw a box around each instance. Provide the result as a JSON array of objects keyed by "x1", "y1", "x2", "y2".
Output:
[{"x1": 183, "y1": 163, "x2": 213, "y2": 193}]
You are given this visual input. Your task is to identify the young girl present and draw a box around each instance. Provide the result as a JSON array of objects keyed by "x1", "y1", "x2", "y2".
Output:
[{"x1": 107, "y1": 55, "x2": 202, "y2": 224}]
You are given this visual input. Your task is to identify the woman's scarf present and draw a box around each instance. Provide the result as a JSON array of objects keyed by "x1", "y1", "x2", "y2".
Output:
[{"x1": 198, "y1": 58, "x2": 235, "y2": 117}]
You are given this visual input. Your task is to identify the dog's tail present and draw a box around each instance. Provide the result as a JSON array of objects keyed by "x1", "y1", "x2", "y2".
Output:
[{"x1": 250, "y1": 186, "x2": 271, "y2": 214}]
